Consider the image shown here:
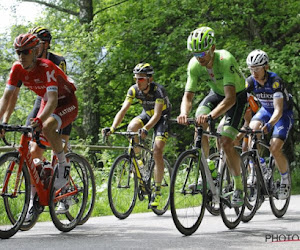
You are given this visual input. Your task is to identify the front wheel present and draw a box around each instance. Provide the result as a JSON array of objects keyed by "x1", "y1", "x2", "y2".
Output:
[
  {"x1": 49, "y1": 153, "x2": 88, "y2": 232},
  {"x1": 170, "y1": 149, "x2": 207, "y2": 236},
  {"x1": 108, "y1": 154, "x2": 138, "y2": 219},
  {"x1": 151, "y1": 157, "x2": 172, "y2": 215},
  {"x1": 269, "y1": 158, "x2": 290, "y2": 218},
  {"x1": 0, "y1": 152, "x2": 30, "y2": 239}
]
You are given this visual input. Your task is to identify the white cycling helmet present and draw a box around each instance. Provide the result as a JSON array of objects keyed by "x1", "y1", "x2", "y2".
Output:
[{"x1": 246, "y1": 49, "x2": 269, "y2": 67}]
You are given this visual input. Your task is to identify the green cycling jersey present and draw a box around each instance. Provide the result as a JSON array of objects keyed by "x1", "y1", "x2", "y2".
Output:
[{"x1": 186, "y1": 50, "x2": 245, "y2": 95}]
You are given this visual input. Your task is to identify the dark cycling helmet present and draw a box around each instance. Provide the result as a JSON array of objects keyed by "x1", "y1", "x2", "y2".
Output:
[
  {"x1": 29, "y1": 26, "x2": 52, "y2": 42},
  {"x1": 246, "y1": 49, "x2": 269, "y2": 67},
  {"x1": 187, "y1": 27, "x2": 215, "y2": 52},
  {"x1": 14, "y1": 33, "x2": 40, "y2": 50},
  {"x1": 133, "y1": 63, "x2": 154, "y2": 75}
]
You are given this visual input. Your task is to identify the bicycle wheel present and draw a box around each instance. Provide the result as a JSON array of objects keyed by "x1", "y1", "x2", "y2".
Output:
[
  {"x1": 206, "y1": 152, "x2": 220, "y2": 216},
  {"x1": 269, "y1": 158, "x2": 290, "y2": 218},
  {"x1": 151, "y1": 157, "x2": 172, "y2": 215},
  {"x1": 49, "y1": 153, "x2": 88, "y2": 232},
  {"x1": 240, "y1": 151, "x2": 261, "y2": 223},
  {"x1": 0, "y1": 152, "x2": 30, "y2": 239},
  {"x1": 65, "y1": 153, "x2": 96, "y2": 225},
  {"x1": 219, "y1": 159, "x2": 246, "y2": 229},
  {"x1": 108, "y1": 154, "x2": 138, "y2": 219},
  {"x1": 170, "y1": 149, "x2": 207, "y2": 236}
]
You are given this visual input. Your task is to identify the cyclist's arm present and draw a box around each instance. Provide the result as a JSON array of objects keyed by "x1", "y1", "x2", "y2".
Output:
[
  {"x1": 209, "y1": 85, "x2": 236, "y2": 119},
  {"x1": 2, "y1": 88, "x2": 20, "y2": 123},
  {"x1": 0, "y1": 88, "x2": 16, "y2": 122},
  {"x1": 267, "y1": 97, "x2": 283, "y2": 127},
  {"x1": 178, "y1": 91, "x2": 194, "y2": 123},
  {"x1": 111, "y1": 100, "x2": 131, "y2": 130},
  {"x1": 143, "y1": 102, "x2": 163, "y2": 131}
]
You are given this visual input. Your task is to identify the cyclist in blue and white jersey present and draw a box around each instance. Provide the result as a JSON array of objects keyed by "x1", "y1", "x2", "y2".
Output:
[{"x1": 245, "y1": 49, "x2": 293, "y2": 199}]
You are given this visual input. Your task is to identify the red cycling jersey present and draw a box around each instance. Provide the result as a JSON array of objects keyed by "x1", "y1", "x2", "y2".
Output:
[
  {"x1": 7, "y1": 58, "x2": 77, "y2": 129},
  {"x1": 7, "y1": 58, "x2": 76, "y2": 100}
]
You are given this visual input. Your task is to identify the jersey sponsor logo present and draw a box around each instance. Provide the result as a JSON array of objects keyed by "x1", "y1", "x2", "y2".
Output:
[
  {"x1": 272, "y1": 81, "x2": 280, "y2": 89},
  {"x1": 256, "y1": 92, "x2": 273, "y2": 99},
  {"x1": 58, "y1": 105, "x2": 76, "y2": 117},
  {"x1": 46, "y1": 70, "x2": 57, "y2": 83}
]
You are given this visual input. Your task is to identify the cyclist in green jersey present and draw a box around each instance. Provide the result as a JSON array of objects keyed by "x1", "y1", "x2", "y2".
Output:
[{"x1": 177, "y1": 27, "x2": 247, "y2": 206}]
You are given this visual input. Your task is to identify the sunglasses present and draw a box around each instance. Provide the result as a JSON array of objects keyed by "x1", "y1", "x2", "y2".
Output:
[
  {"x1": 193, "y1": 50, "x2": 210, "y2": 58},
  {"x1": 16, "y1": 49, "x2": 32, "y2": 56},
  {"x1": 248, "y1": 66, "x2": 263, "y2": 73},
  {"x1": 134, "y1": 76, "x2": 148, "y2": 82}
]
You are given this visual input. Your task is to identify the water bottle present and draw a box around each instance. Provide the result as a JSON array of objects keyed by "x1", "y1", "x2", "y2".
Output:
[
  {"x1": 207, "y1": 159, "x2": 218, "y2": 179},
  {"x1": 40, "y1": 161, "x2": 54, "y2": 189}
]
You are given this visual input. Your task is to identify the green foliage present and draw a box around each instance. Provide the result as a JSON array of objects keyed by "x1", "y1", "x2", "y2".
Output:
[{"x1": 0, "y1": 0, "x2": 298, "y2": 166}]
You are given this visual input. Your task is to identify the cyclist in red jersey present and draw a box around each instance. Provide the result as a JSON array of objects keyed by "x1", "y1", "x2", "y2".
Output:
[{"x1": 0, "y1": 33, "x2": 78, "y2": 190}]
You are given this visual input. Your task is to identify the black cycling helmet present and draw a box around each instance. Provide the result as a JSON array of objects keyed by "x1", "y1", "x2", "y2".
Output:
[
  {"x1": 133, "y1": 63, "x2": 154, "y2": 76},
  {"x1": 29, "y1": 27, "x2": 52, "y2": 42}
]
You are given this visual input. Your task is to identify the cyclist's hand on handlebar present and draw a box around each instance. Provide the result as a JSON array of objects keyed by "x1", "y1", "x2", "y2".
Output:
[
  {"x1": 30, "y1": 118, "x2": 42, "y2": 132},
  {"x1": 196, "y1": 114, "x2": 208, "y2": 125},
  {"x1": 139, "y1": 127, "x2": 148, "y2": 140},
  {"x1": 177, "y1": 113, "x2": 188, "y2": 125},
  {"x1": 102, "y1": 127, "x2": 114, "y2": 137},
  {"x1": 261, "y1": 122, "x2": 272, "y2": 134}
]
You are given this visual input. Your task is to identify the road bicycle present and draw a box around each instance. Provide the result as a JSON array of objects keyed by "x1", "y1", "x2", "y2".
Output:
[
  {"x1": 169, "y1": 118, "x2": 246, "y2": 236},
  {"x1": 0, "y1": 124, "x2": 88, "y2": 239},
  {"x1": 105, "y1": 131, "x2": 171, "y2": 219},
  {"x1": 240, "y1": 127, "x2": 291, "y2": 222}
]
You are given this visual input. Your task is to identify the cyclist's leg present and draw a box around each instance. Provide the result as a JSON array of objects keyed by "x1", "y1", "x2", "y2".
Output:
[
  {"x1": 195, "y1": 90, "x2": 221, "y2": 157},
  {"x1": 220, "y1": 90, "x2": 247, "y2": 206},
  {"x1": 150, "y1": 118, "x2": 168, "y2": 206},
  {"x1": 60, "y1": 123, "x2": 72, "y2": 153},
  {"x1": 271, "y1": 111, "x2": 293, "y2": 199},
  {"x1": 127, "y1": 111, "x2": 147, "y2": 156},
  {"x1": 41, "y1": 96, "x2": 78, "y2": 189}
]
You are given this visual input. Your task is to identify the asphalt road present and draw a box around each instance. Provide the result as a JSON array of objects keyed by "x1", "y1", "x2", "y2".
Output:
[{"x1": 1, "y1": 195, "x2": 300, "y2": 250}]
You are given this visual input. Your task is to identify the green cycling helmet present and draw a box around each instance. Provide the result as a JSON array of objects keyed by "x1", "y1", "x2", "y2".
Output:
[{"x1": 187, "y1": 27, "x2": 215, "y2": 52}]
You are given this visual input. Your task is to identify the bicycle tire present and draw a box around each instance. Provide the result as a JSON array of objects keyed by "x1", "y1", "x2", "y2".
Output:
[
  {"x1": 219, "y1": 158, "x2": 246, "y2": 229},
  {"x1": 49, "y1": 153, "x2": 88, "y2": 232},
  {"x1": 151, "y1": 157, "x2": 172, "y2": 215},
  {"x1": 0, "y1": 152, "x2": 30, "y2": 239},
  {"x1": 108, "y1": 154, "x2": 138, "y2": 219},
  {"x1": 206, "y1": 152, "x2": 220, "y2": 216},
  {"x1": 170, "y1": 149, "x2": 207, "y2": 236},
  {"x1": 240, "y1": 151, "x2": 261, "y2": 223},
  {"x1": 65, "y1": 153, "x2": 96, "y2": 225},
  {"x1": 269, "y1": 159, "x2": 291, "y2": 218}
]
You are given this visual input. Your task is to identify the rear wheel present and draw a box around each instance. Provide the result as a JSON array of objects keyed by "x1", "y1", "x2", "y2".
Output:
[
  {"x1": 49, "y1": 153, "x2": 88, "y2": 232},
  {"x1": 108, "y1": 154, "x2": 138, "y2": 219},
  {"x1": 0, "y1": 152, "x2": 30, "y2": 239},
  {"x1": 65, "y1": 153, "x2": 96, "y2": 225},
  {"x1": 170, "y1": 149, "x2": 207, "y2": 236},
  {"x1": 269, "y1": 158, "x2": 290, "y2": 218},
  {"x1": 219, "y1": 159, "x2": 246, "y2": 229}
]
